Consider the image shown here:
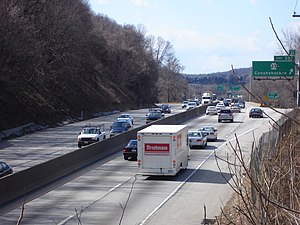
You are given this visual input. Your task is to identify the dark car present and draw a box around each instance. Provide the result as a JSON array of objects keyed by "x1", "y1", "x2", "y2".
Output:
[
  {"x1": 160, "y1": 104, "x2": 171, "y2": 113},
  {"x1": 0, "y1": 161, "x2": 13, "y2": 178},
  {"x1": 249, "y1": 108, "x2": 264, "y2": 118},
  {"x1": 123, "y1": 139, "x2": 138, "y2": 160},
  {"x1": 238, "y1": 100, "x2": 245, "y2": 109},
  {"x1": 109, "y1": 121, "x2": 131, "y2": 137}
]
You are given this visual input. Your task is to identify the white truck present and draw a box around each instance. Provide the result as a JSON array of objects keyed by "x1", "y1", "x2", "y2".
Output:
[
  {"x1": 201, "y1": 93, "x2": 212, "y2": 105},
  {"x1": 77, "y1": 124, "x2": 106, "y2": 148},
  {"x1": 137, "y1": 125, "x2": 189, "y2": 176}
]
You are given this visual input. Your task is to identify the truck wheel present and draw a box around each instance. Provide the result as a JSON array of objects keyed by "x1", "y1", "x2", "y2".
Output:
[{"x1": 103, "y1": 135, "x2": 106, "y2": 140}]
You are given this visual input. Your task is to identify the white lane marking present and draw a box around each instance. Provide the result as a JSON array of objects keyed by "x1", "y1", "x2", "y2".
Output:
[
  {"x1": 57, "y1": 182, "x2": 124, "y2": 225},
  {"x1": 138, "y1": 151, "x2": 213, "y2": 225},
  {"x1": 139, "y1": 128, "x2": 255, "y2": 225}
]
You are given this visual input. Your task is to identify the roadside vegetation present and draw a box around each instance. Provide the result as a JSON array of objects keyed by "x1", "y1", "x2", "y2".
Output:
[
  {"x1": 0, "y1": 0, "x2": 187, "y2": 131},
  {"x1": 210, "y1": 22, "x2": 300, "y2": 224}
]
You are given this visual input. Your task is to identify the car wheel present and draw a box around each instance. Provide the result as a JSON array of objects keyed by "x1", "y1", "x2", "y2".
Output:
[
  {"x1": 218, "y1": 120, "x2": 221, "y2": 123},
  {"x1": 103, "y1": 135, "x2": 106, "y2": 140},
  {"x1": 78, "y1": 143, "x2": 82, "y2": 148},
  {"x1": 124, "y1": 156, "x2": 128, "y2": 160}
]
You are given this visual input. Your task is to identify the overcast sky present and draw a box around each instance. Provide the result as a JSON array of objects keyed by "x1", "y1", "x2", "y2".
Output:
[{"x1": 88, "y1": 0, "x2": 300, "y2": 74}]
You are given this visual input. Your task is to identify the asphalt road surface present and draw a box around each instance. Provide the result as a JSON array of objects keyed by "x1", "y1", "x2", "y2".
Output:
[{"x1": 0, "y1": 103, "x2": 291, "y2": 225}]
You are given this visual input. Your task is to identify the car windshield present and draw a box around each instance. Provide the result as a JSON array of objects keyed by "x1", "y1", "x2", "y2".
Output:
[
  {"x1": 251, "y1": 108, "x2": 261, "y2": 112},
  {"x1": 82, "y1": 128, "x2": 99, "y2": 134},
  {"x1": 200, "y1": 127, "x2": 212, "y2": 131},
  {"x1": 188, "y1": 132, "x2": 203, "y2": 137},
  {"x1": 119, "y1": 114, "x2": 129, "y2": 118},
  {"x1": 127, "y1": 140, "x2": 137, "y2": 147},
  {"x1": 112, "y1": 122, "x2": 128, "y2": 128},
  {"x1": 0, "y1": 162, "x2": 9, "y2": 172},
  {"x1": 220, "y1": 109, "x2": 231, "y2": 113},
  {"x1": 149, "y1": 112, "x2": 161, "y2": 116}
]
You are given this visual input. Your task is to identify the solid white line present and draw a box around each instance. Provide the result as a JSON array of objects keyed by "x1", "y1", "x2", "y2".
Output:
[
  {"x1": 57, "y1": 182, "x2": 124, "y2": 225},
  {"x1": 138, "y1": 150, "x2": 214, "y2": 225}
]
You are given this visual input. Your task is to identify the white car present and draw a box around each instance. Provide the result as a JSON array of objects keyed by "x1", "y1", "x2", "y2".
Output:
[
  {"x1": 216, "y1": 103, "x2": 225, "y2": 112},
  {"x1": 188, "y1": 131, "x2": 207, "y2": 148},
  {"x1": 206, "y1": 106, "x2": 218, "y2": 115},
  {"x1": 198, "y1": 126, "x2": 217, "y2": 141},
  {"x1": 186, "y1": 102, "x2": 197, "y2": 110},
  {"x1": 117, "y1": 114, "x2": 134, "y2": 126},
  {"x1": 181, "y1": 101, "x2": 189, "y2": 108},
  {"x1": 77, "y1": 125, "x2": 106, "y2": 148}
]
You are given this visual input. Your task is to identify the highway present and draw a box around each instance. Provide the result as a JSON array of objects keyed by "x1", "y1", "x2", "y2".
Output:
[
  {"x1": 0, "y1": 105, "x2": 180, "y2": 173},
  {"x1": 0, "y1": 103, "x2": 290, "y2": 225}
]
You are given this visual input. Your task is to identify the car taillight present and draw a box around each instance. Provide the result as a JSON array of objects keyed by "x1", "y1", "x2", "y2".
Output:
[
  {"x1": 138, "y1": 159, "x2": 141, "y2": 168},
  {"x1": 122, "y1": 149, "x2": 127, "y2": 152}
]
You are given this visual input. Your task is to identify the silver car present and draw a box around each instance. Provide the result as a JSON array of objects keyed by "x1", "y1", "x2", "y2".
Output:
[
  {"x1": 199, "y1": 126, "x2": 218, "y2": 141},
  {"x1": 188, "y1": 131, "x2": 208, "y2": 148},
  {"x1": 218, "y1": 108, "x2": 234, "y2": 123},
  {"x1": 206, "y1": 106, "x2": 218, "y2": 115}
]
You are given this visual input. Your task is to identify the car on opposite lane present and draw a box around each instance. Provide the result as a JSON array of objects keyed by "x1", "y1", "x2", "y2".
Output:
[
  {"x1": 146, "y1": 109, "x2": 165, "y2": 124},
  {"x1": 109, "y1": 121, "x2": 131, "y2": 137},
  {"x1": 188, "y1": 131, "x2": 207, "y2": 148},
  {"x1": 77, "y1": 125, "x2": 106, "y2": 148},
  {"x1": 117, "y1": 114, "x2": 134, "y2": 125},
  {"x1": 0, "y1": 161, "x2": 13, "y2": 178},
  {"x1": 186, "y1": 101, "x2": 197, "y2": 110},
  {"x1": 160, "y1": 104, "x2": 171, "y2": 113},
  {"x1": 181, "y1": 101, "x2": 189, "y2": 108}
]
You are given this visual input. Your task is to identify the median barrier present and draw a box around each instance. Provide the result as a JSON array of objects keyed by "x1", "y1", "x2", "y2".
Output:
[{"x1": 0, "y1": 104, "x2": 211, "y2": 209}]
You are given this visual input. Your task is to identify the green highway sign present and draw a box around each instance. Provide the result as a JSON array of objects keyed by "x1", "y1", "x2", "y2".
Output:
[
  {"x1": 216, "y1": 84, "x2": 224, "y2": 91},
  {"x1": 268, "y1": 92, "x2": 278, "y2": 99},
  {"x1": 274, "y1": 55, "x2": 295, "y2": 61},
  {"x1": 289, "y1": 49, "x2": 296, "y2": 56},
  {"x1": 252, "y1": 61, "x2": 296, "y2": 78}
]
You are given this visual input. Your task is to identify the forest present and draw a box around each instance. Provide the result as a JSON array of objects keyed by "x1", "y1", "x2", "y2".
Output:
[{"x1": 0, "y1": 0, "x2": 187, "y2": 130}]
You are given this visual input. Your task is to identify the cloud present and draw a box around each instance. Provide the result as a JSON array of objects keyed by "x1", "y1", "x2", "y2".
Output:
[{"x1": 146, "y1": 25, "x2": 277, "y2": 73}]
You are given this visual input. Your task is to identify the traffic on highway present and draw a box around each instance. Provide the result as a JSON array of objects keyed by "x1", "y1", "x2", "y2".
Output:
[{"x1": 0, "y1": 102, "x2": 290, "y2": 225}]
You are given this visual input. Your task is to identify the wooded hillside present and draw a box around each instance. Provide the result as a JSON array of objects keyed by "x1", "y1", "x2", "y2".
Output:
[{"x1": 0, "y1": 0, "x2": 187, "y2": 130}]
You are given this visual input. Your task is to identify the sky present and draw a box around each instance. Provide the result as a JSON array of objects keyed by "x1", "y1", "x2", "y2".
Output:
[{"x1": 88, "y1": 0, "x2": 300, "y2": 74}]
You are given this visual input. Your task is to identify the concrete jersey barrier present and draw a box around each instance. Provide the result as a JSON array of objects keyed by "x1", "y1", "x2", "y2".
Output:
[{"x1": 0, "y1": 104, "x2": 210, "y2": 209}]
